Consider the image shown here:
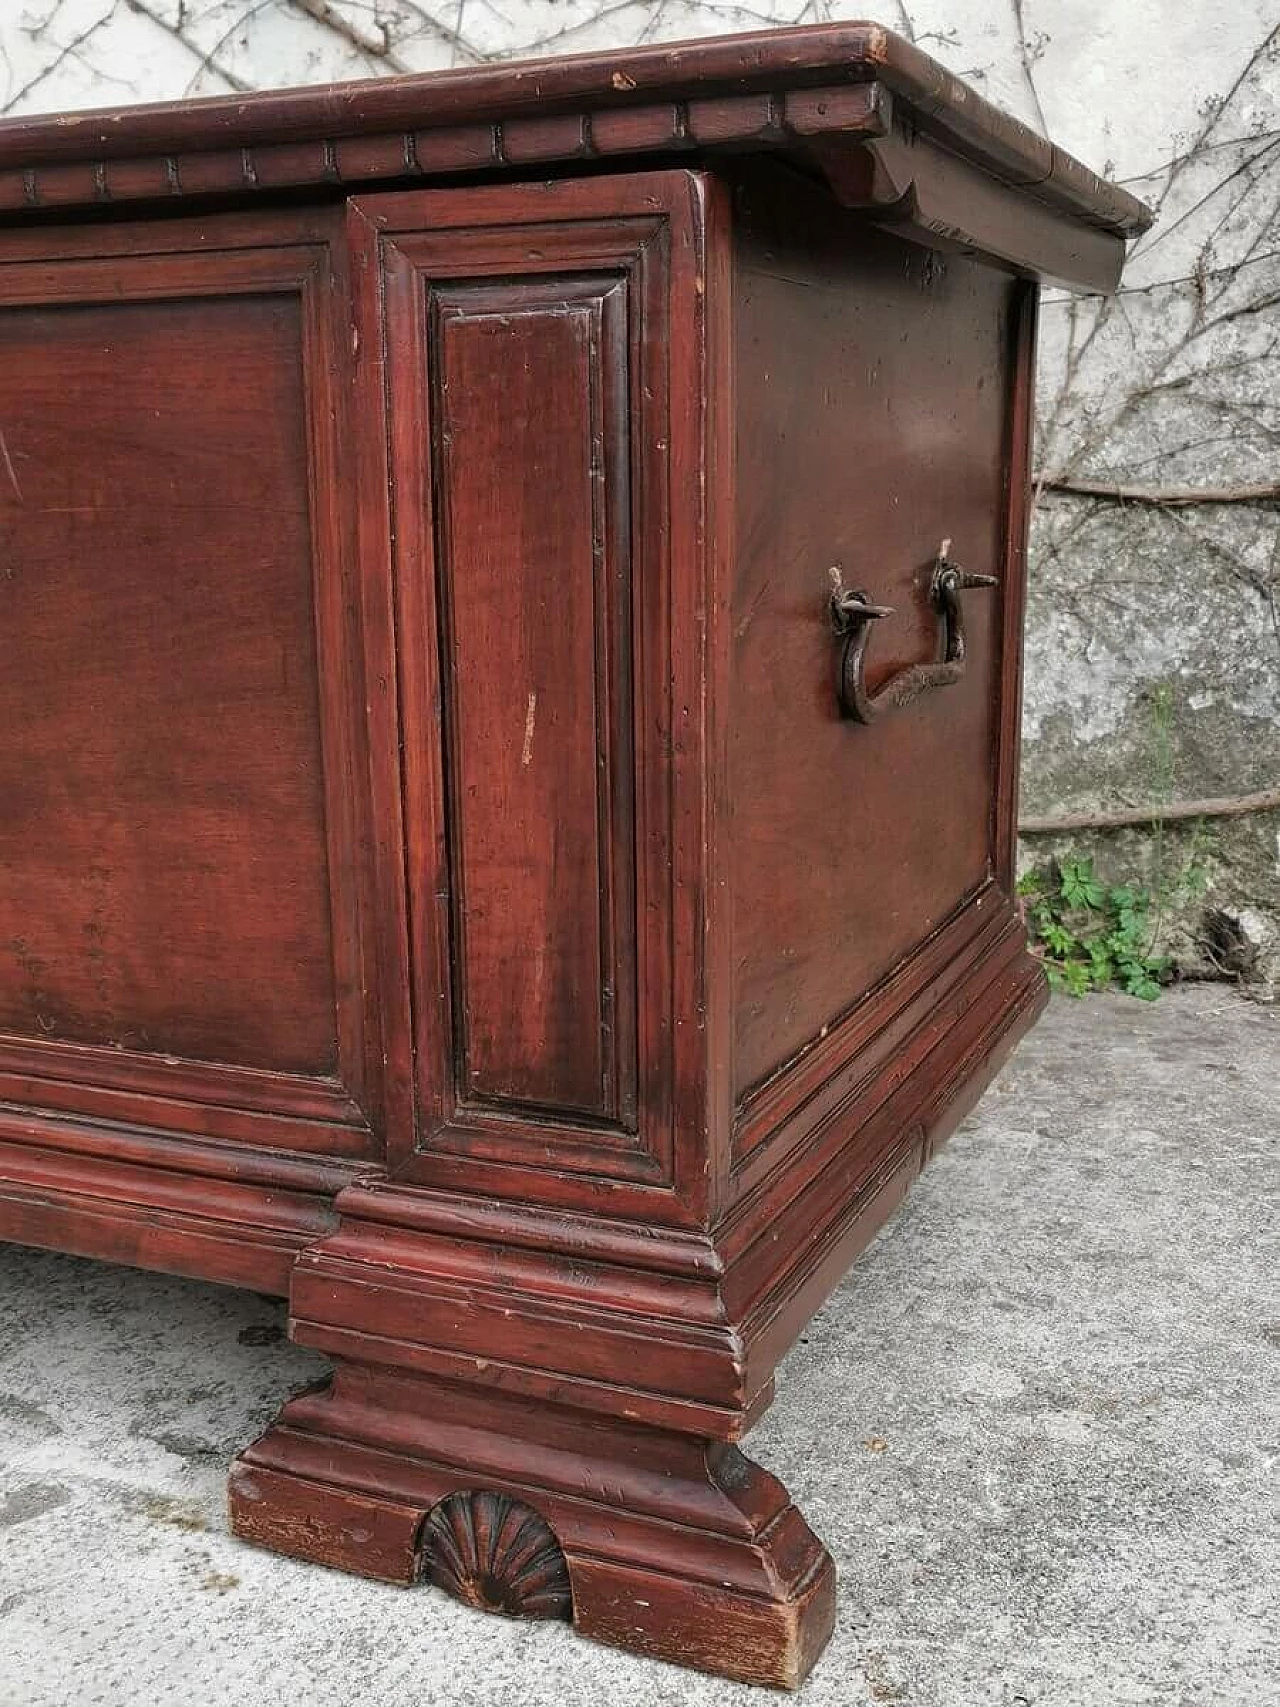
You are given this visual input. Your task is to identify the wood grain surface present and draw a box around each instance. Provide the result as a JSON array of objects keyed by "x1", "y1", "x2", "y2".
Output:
[{"x1": 0, "y1": 27, "x2": 1140, "y2": 1677}]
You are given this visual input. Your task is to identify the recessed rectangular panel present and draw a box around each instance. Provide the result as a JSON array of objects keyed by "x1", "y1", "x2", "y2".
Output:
[
  {"x1": 430, "y1": 278, "x2": 636, "y2": 1125},
  {"x1": 0, "y1": 291, "x2": 337, "y2": 1075}
]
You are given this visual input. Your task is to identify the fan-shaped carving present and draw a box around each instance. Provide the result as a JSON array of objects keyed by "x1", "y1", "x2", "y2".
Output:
[{"x1": 420, "y1": 1490, "x2": 572, "y2": 1620}]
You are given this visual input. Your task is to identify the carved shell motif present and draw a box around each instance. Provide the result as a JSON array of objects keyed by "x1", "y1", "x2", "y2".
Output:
[{"x1": 420, "y1": 1491, "x2": 573, "y2": 1621}]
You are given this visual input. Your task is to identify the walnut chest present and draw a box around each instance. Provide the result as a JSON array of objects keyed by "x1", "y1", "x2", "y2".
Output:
[{"x1": 0, "y1": 23, "x2": 1147, "y2": 1687}]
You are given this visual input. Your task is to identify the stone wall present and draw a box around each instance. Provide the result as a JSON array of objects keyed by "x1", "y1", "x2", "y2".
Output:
[{"x1": 3, "y1": 1, "x2": 1277, "y2": 993}]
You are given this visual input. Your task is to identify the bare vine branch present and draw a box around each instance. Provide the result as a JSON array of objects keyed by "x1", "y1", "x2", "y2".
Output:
[
  {"x1": 1009, "y1": 0, "x2": 1049, "y2": 134},
  {"x1": 1021, "y1": 787, "x2": 1280, "y2": 834},
  {"x1": 123, "y1": 0, "x2": 257, "y2": 94},
  {"x1": 289, "y1": 0, "x2": 412, "y2": 72},
  {"x1": 1040, "y1": 478, "x2": 1280, "y2": 508},
  {"x1": 2, "y1": 2, "x2": 120, "y2": 114}
]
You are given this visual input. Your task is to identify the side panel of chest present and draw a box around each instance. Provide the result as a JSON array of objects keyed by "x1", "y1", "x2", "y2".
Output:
[{"x1": 725, "y1": 169, "x2": 1038, "y2": 1173}]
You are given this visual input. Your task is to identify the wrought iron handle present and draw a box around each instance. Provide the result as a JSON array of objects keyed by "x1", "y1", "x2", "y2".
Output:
[{"x1": 828, "y1": 539, "x2": 998, "y2": 725}]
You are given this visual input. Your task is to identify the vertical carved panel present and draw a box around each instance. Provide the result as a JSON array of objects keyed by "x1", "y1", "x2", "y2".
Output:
[
  {"x1": 362, "y1": 177, "x2": 707, "y2": 1191},
  {"x1": 428, "y1": 277, "x2": 637, "y2": 1130}
]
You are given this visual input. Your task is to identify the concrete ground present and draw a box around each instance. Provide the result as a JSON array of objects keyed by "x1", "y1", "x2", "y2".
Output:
[{"x1": 0, "y1": 986, "x2": 1276, "y2": 1707}]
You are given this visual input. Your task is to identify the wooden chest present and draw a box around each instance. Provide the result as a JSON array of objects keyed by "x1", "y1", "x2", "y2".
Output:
[{"x1": 0, "y1": 24, "x2": 1147, "y2": 1687}]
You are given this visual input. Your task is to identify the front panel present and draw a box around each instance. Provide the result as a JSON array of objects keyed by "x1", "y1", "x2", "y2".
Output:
[
  {"x1": 0, "y1": 222, "x2": 380, "y2": 1160},
  {"x1": 0, "y1": 290, "x2": 331, "y2": 1071}
]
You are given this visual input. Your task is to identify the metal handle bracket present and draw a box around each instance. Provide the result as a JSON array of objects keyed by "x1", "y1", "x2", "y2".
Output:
[{"x1": 829, "y1": 539, "x2": 997, "y2": 725}]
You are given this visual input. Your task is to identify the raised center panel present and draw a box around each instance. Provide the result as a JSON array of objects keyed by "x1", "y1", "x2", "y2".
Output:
[{"x1": 431, "y1": 276, "x2": 636, "y2": 1127}]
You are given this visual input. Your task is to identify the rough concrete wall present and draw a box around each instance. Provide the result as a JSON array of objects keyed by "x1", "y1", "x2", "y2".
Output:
[
  {"x1": 3, "y1": 2, "x2": 1277, "y2": 992},
  {"x1": 1017, "y1": 6, "x2": 1280, "y2": 999}
]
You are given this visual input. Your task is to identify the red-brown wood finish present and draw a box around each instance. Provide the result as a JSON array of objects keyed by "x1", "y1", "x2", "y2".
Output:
[
  {"x1": 348, "y1": 175, "x2": 721, "y2": 1203},
  {"x1": 0, "y1": 282, "x2": 333, "y2": 1074},
  {"x1": 0, "y1": 24, "x2": 1148, "y2": 1688},
  {"x1": 728, "y1": 166, "x2": 1018, "y2": 1107}
]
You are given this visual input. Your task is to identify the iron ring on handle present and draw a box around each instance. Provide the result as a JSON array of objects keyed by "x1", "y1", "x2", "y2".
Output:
[{"x1": 828, "y1": 539, "x2": 998, "y2": 725}]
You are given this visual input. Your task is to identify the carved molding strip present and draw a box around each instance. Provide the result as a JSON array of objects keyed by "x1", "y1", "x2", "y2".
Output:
[{"x1": 0, "y1": 83, "x2": 888, "y2": 217}]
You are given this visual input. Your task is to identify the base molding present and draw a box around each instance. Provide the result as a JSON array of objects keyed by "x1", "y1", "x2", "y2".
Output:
[
  {"x1": 230, "y1": 1362, "x2": 834, "y2": 1689},
  {"x1": 0, "y1": 919, "x2": 1045, "y2": 1685},
  {"x1": 0, "y1": 1120, "x2": 359, "y2": 1293},
  {"x1": 224, "y1": 933, "x2": 1043, "y2": 1684}
]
